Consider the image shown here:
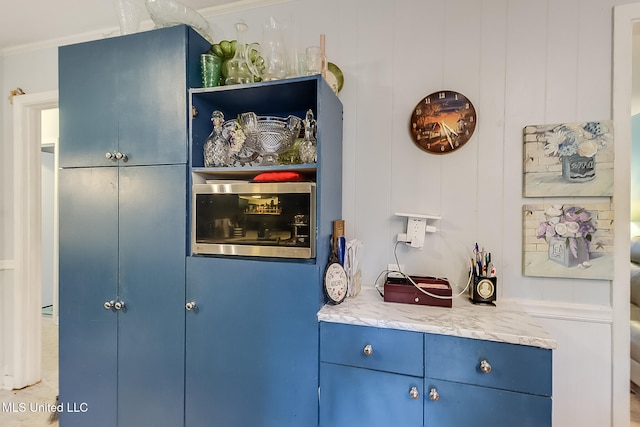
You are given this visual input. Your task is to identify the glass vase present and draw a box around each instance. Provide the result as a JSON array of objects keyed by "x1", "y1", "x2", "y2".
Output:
[
  {"x1": 204, "y1": 111, "x2": 230, "y2": 167},
  {"x1": 298, "y1": 109, "x2": 317, "y2": 164}
]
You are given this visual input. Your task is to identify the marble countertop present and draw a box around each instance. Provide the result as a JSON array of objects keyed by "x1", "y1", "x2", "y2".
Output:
[{"x1": 317, "y1": 287, "x2": 557, "y2": 350}]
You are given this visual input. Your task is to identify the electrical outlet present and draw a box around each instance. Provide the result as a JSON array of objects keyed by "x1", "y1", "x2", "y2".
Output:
[
  {"x1": 387, "y1": 264, "x2": 405, "y2": 278},
  {"x1": 407, "y1": 217, "x2": 427, "y2": 248},
  {"x1": 387, "y1": 263, "x2": 405, "y2": 273}
]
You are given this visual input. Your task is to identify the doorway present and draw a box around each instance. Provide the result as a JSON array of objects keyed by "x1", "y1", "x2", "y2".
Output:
[
  {"x1": 8, "y1": 90, "x2": 58, "y2": 390},
  {"x1": 41, "y1": 107, "x2": 59, "y2": 321}
]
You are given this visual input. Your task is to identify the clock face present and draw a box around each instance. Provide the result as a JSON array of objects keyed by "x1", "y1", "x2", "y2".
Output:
[
  {"x1": 324, "y1": 262, "x2": 348, "y2": 304},
  {"x1": 409, "y1": 90, "x2": 477, "y2": 154},
  {"x1": 476, "y1": 279, "x2": 495, "y2": 299}
]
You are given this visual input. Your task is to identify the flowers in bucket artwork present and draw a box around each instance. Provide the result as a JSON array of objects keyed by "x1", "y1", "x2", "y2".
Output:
[
  {"x1": 543, "y1": 122, "x2": 611, "y2": 159},
  {"x1": 536, "y1": 205, "x2": 596, "y2": 260}
]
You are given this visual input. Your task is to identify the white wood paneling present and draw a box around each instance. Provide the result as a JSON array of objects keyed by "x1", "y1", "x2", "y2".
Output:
[{"x1": 534, "y1": 310, "x2": 612, "y2": 427}]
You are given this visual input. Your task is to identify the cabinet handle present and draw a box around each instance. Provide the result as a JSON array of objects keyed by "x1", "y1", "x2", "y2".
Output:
[
  {"x1": 185, "y1": 301, "x2": 197, "y2": 311},
  {"x1": 114, "y1": 301, "x2": 125, "y2": 310},
  {"x1": 429, "y1": 388, "x2": 440, "y2": 401},
  {"x1": 104, "y1": 300, "x2": 115, "y2": 310},
  {"x1": 409, "y1": 386, "x2": 420, "y2": 400},
  {"x1": 363, "y1": 344, "x2": 373, "y2": 356},
  {"x1": 105, "y1": 152, "x2": 117, "y2": 161},
  {"x1": 115, "y1": 152, "x2": 128, "y2": 162},
  {"x1": 480, "y1": 359, "x2": 492, "y2": 374}
]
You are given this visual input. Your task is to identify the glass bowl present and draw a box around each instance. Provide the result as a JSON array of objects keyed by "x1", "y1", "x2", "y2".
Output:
[{"x1": 241, "y1": 113, "x2": 302, "y2": 165}]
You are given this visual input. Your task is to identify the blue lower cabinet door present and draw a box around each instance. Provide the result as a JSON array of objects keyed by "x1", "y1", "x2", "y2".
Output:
[
  {"x1": 320, "y1": 363, "x2": 423, "y2": 427},
  {"x1": 117, "y1": 165, "x2": 187, "y2": 427},
  {"x1": 185, "y1": 256, "x2": 320, "y2": 427},
  {"x1": 59, "y1": 167, "x2": 119, "y2": 427},
  {"x1": 424, "y1": 379, "x2": 552, "y2": 427}
]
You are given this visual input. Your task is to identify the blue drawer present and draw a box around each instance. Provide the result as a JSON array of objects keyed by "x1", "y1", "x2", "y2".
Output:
[
  {"x1": 425, "y1": 334, "x2": 552, "y2": 396},
  {"x1": 320, "y1": 322, "x2": 423, "y2": 377}
]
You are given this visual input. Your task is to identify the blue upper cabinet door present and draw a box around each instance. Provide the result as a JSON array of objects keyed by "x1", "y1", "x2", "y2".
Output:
[
  {"x1": 59, "y1": 26, "x2": 208, "y2": 168},
  {"x1": 117, "y1": 26, "x2": 192, "y2": 166},
  {"x1": 59, "y1": 38, "x2": 119, "y2": 168},
  {"x1": 58, "y1": 167, "x2": 119, "y2": 427},
  {"x1": 116, "y1": 164, "x2": 187, "y2": 427}
]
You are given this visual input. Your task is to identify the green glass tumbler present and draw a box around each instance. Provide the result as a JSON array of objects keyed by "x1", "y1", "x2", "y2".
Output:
[{"x1": 201, "y1": 54, "x2": 221, "y2": 87}]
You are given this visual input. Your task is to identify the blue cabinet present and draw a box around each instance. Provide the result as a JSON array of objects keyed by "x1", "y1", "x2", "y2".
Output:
[
  {"x1": 423, "y1": 379, "x2": 552, "y2": 427},
  {"x1": 319, "y1": 323, "x2": 424, "y2": 427},
  {"x1": 59, "y1": 25, "x2": 209, "y2": 168},
  {"x1": 424, "y1": 334, "x2": 552, "y2": 427},
  {"x1": 320, "y1": 363, "x2": 423, "y2": 427},
  {"x1": 185, "y1": 256, "x2": 321, "y2": 426},
  {"x1": 58, "y1": 25, "x2": 208, "y2": 427},
  {"x1": 185, "y1": 76, "x2": 343, "y2": 426},
  {"x1": 319, "y1": 322, "x2": 553, "y2": 427},
  {"x1": 59, "y1": 165, "x2": 189, "y2": 427},
  {"x1": 59, "y1": 167, "x2": 118, "y2": 427}
]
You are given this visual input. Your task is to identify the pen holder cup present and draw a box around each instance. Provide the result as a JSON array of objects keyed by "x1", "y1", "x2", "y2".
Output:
[{"x1": 470, "y1": 276, "x2": 497, "y2": 304}]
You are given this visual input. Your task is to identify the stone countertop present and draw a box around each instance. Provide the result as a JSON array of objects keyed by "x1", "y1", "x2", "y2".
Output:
[{"x1": 317, "y1": 287, "x2": 557, "y2": 350}]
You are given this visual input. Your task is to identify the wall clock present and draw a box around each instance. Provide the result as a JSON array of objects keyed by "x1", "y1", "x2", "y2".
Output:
[{"x1": 409, "y1": 90, "x2": 477, "y2": 154}]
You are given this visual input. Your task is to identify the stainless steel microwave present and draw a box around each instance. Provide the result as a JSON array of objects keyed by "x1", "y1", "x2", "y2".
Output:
[{"x1": 192, "y1": 181, "x2": 316, "y2": 259}]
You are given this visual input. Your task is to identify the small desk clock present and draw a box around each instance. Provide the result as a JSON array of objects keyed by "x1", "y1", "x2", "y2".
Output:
[{"x1": 470, "y1": 276, "x2": 497, "y2": 305}]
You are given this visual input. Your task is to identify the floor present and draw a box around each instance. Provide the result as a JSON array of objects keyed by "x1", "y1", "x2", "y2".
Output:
[{"x1": 0, "y1": 314, "x2": 59, "y2": 427}]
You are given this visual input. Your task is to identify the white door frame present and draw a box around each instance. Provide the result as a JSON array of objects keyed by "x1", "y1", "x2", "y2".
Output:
[
  {"x1": 10, "y1": 90, "x2": 58, "y2": 389},
  {"x1": 613, "y1": 4, "x2": 638, "y2": 426}
]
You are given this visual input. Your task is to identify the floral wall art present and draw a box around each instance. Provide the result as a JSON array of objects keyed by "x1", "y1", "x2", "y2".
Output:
[
  {"x1": 523, "y1": 120, "x2": 614, "y2": 197},
  {"x1": 522, "y1": 203, "x2": 614, "y2": 280}
]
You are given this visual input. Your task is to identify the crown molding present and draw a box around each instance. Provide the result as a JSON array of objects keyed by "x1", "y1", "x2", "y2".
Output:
[{"x1": 0, "y1": 0, "x2": 293, "y2": 57}]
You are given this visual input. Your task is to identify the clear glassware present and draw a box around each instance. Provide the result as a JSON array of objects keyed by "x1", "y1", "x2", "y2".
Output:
[
  {"x1": 260, "y1": 16, "x2": 288, "y2": 81},
  {"x1": 203, "y1": 111, "x2": 230, "y2": 167},
  {"x1": 299, "y1": 109, "x2": 317, "y2": 164},
  {"x1": 241, "y1": 112, "x2": 302, "y2": 166},
  {"x1": 225, "y1": 22, "x2": 260, "y2": 85}
]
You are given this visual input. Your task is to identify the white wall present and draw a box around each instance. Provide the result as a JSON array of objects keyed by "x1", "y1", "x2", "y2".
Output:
[
  {"x1": 0, "y1": 0, "x2": 634, "y2": 425},
  {"x1": 0, "y1": 52, "x2": 6, "y2": 396}
]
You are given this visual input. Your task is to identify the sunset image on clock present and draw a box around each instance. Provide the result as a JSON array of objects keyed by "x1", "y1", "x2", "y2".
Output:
[{"x1": 409, "y1": 90, "x2": 477, "y2": 154}]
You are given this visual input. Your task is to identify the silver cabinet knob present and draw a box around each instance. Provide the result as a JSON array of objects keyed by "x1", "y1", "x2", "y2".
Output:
[
  {"x1": 429, "y1": 388, "x2": 440, "y2": 401},
  {"x1": 114, "y1": 301, "x2": 125, "y2": 310},
  {"x1": 104, "y1": 300, "x2": 115, "y2": 310},
  {"x1": 409, "y1": 386, "x2": 420, "y2": 400},
  {"x1": 363, "y1": 344, "x2": 373, "y2": 356},
  {"x1": 185, "y1": 301, "x2": 197, "y2": 311},
  {"x1": 480, "y1": 359, "x2": 492, "y2": 374},
  {"x1": 105, "y1": 152, "x2": 116, "y2": 161},
  {"x1": 115, "y1": 152, "x2": 128, "y2": 162}
]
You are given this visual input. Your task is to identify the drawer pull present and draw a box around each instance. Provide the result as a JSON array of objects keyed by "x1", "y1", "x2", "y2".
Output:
[
  {"x1": 363, "y1": 344, "x2": 373, "y2": 356},
  {"x1": 480, "y1": 359, "x2": 492, "y2": 374},
  {"x1": 409, "y1": 386, "x2": 420, "y2": 400},
  {"x1": 428, "y1": 388, "x2": 440, "y2": 401}
]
